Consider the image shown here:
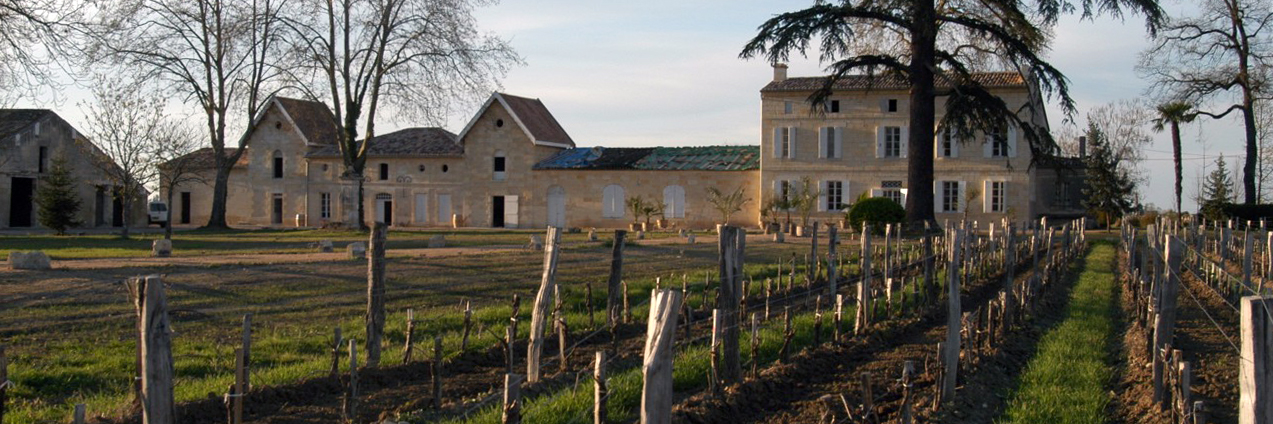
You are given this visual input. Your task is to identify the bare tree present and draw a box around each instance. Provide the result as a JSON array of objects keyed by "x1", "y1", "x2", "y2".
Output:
[
  {"x1": 1086, "y1": 100, "x2": 1154, "y2": 184},
  {"x1": 93, "y1": 0, "x2": 286, "y2": 228},
  {"x1": 78, "y1": 75, "x2": 164, "y2": 239},
  {"x1": 1138, "y1": 0, "x2": 1272, "y2": 204},
  {"x1": 1257, "y1": 99, "x2": 1273, "y2": 202},
  {"x1": 282, "y1": 0, "x2": 518, "y2": 229},
  {"x1": 153, "y1": 122, "x2": 204, "y2": 239},
  {"x1": 0, "y1": 0, "x2": 90, "y2": 104}
]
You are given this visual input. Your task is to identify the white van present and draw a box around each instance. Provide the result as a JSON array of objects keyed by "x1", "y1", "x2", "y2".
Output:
[{"x1": 148, "y1": 202, "x2": 169, "y2": 227}]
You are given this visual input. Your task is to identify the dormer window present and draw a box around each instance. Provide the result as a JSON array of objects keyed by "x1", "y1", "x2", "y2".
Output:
[{"x1": 272, "y1": 151, "x2": 284, "y2": 178}]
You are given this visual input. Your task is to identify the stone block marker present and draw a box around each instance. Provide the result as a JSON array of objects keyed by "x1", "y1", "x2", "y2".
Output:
[
  {"x1": 687, "y1": 234, "x2": 696, "y2": 244},
  {"x1": 528, "y1": 235, "x2": 544, "y2": 251},
  {"x1": 152, "y1": 239, "x2": 172, "y2": 257},
  {"x1": 347, "y1": 242, "x2": 367, "y2": 260},
  {"x1": 428, "y1": 235, "x2": 446, "y2": 248},
  {"x1": 318, "y1": 240, "x2": 334, "y2": 252},
  {"x1": 8, "y1": 251, "x2": 51, "y2": 270}
]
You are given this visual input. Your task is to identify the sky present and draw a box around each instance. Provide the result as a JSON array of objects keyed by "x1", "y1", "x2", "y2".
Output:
[{"x1": 13, "y1": 0, "x2": 1253, "y2": 212}]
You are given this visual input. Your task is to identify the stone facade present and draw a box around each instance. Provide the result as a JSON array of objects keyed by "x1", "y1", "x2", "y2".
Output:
[{"x1": 0, "y1": 110, "x2": 147, "y2": 230}]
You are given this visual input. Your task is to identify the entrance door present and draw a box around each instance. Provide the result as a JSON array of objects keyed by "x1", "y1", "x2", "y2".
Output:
[
  {"x1": 504, "y1": 195, "x2": 519, "y2": 229},
  {"x1": 180, "y1": 192, "x2": 191, "y2": 224},
  {"x1": 437, "y1": 194, "x2": 452, "y2": 226},
  {"x1": 414, "y1": 193, "x2": 428, "y2": 225},
  {"x1": 547, "y1": 186, "x2": 565, "y2": 228},
  {"x1": 271, "y1": 194, "x2": 283, "y2": 225},
  {"x1": 95, "y1": 186, "x2": 108, "y2": 226},
  {"x1": 9, "y1": 177, "x2": 34, "y2": 227},
  {"x1": 491, "y1": 196, "x2": 505, "y2": 228},
  {"x1": 112, "y1": 191, "x2": 124, "y2": 227},
  {"x1": 374, "y1": 193, "x2": 393, "y2": 225}
]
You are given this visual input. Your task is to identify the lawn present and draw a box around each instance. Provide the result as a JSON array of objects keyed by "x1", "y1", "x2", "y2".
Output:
[{"x1": 998, "y1": 242, "x2": 1115, "y2": 424}]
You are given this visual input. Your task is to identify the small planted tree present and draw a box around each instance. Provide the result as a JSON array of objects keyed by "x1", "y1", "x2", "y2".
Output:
[
  {"x1": 625, "y1": 195, "x2": 663, "y2": 230},
  {"x1": 706, "y1": 186, "x2": 750, "y2": 225},
  {"x1": 35, "y1": 157, "x2": 82, "y2": 235},
  {"x1": 791, "y1": 176, "x2": 819, "y2": 231}
]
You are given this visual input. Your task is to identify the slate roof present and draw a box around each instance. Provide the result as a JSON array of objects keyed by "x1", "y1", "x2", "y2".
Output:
[
  {"x1": 496, "y1": 93, "x2": 575, "y2": 147},
  {"x1": 164, "y1": 147, "x2": 248, "y2": 169},
  {"x1": 273, "y1": 97, "x2": 338, "y2": 145},
  {"x1": 307, "y1": 127, "x2": 462, "y2": 158},
  {"x1": 762, "y1": 72, "x2": 1026, "y2": 92},
  {"x1": 533, "y1": 145, "x2": 760, "y2": 171},
  {"x1": 0, "y1": 109, "x2": 53, "y2": 139}
]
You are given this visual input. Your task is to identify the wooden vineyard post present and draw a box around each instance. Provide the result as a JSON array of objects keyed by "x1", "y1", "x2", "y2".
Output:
[
  {"x1": 366, "y1": 222, "x2": 388, "y2": 368},
  {"x1": 828, "y1": 225, "x2": 839, "y2": 297},
  {"x1": 241, "y1": 313, "x2": 252, "y2": 391},
  {"x1": 1243, "y1": 232, "x2": 1254, "y2": 294},
  {"x1": 901, "y1": 360, "x2": 915, "y2": 424},
  {"x1": 750, "y1": 313, "x2": 760, "y2": 378},
  {"x1": 558, "y1": 315, "x2": 569, "y2": 376},
  {"x1": 924, "y1": 233, "x2": 936, "y2": 303},
  {"x1": 462, "y1": 301, "x2": 473, "y2": 351},
  {"x1": 942, "y1": 230, "x2": 964, "y2": 402},
  {"x1": 528, "y1": 227, "x2": 562, "y2": 383},
  {"x1": 623, "y1": 280, "x2": 631, "y2": 325},
  {"x1": 1003, "y1": 223, "x2": 1016, "y2": 327},
  {"x1": 403, "y1": 309, "x2": 416, "y2": 364},
  {"x1": 343, "y1": 340, "x2": 357, "y2": 421},
  {"x1": 710, "y1": 309, "x2": 722, "y2": 397},
  {"x1": 433, "y1": 335, "x2": 443, "y2": 409},
  {"x1": 717, "y1": 225, "x2": 744, "y2": 384},
  {"x1": 834, "y1": 294, "x2": 844, "y2": 343},
  {"x1": 232, "y1": 347, "x2": 245, "y2": 424},
  {"x1": 780, "y1": 307, "x2": 794, "y2": 362},
  {"x1": 594, "y1": 352, "x2": 607, "y2": 424},
  {"x1": 586, "y1": 282, "x2": 596, "y2": 330},
  {"x1": 1180, "y1": 359, "x2": 1193, "y2": 422},
  {"x1": 860, "y1": 372, "x2": 876, "y2": 423},
  {"x1": 608, "y1": 230, "x2": 627, "y2": 329},
  {"x1": 503, "y1": 373, "x2": 523, "y2": 424},
  {"x1": 73, "y1": 403, "x2": 85, "y2": 424},
  {"x1": 507, "y1": 294, "x2": 520, "y2": 374},
  {"x1": 857, "y1": 223, "x2": 873, "y2": 333},
  {"x1": 132, "y1": 276, "x2": 174, "y2": 424},
  {"x1": 1241, "y1": 296, "x2": 1273, "y2": 424},
  {"x1": 1153, "y1": 236, "x2": 1183, "y2": 406},
  {"x1": 330, "y1": 327, "x2": 342, "y2": 377},
  {"x1": 1, "y1": 345, "x2": 7, "y2": 423},
  {"x1": 641, "y1": 289, "x2": 682, "y2": 424}
]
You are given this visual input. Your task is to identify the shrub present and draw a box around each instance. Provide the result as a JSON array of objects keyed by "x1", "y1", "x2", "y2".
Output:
[
  {"x1": 847, "y1": 197, "x2": 905, "y2": 235},
  {"x1": 34, "y1": 157, "x2": 82, "y2": 235},
  {"x1": 1219, "y1": 203, "x2": 1273, "y2": 225}
]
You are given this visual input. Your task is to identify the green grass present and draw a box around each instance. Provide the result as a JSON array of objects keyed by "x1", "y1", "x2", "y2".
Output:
[
  {"x1": 0, "y1": 228, "x2": 681, "y2": 260},
  {"x1": 998, "y1": 243, "x2": 1115, "y2": 424}
]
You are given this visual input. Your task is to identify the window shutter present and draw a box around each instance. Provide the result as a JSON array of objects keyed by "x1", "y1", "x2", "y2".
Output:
[
  {"x1": 818, "y1": 180, "x2": 828, "y2": 212},
  {"x1": 773, "y1": 179, "x2": 782, "y2": 202},
  {"x1": 870, "y1": 188, "x2": 883, "y2": 198},
  {"x1": 879, "y1": 98, "x2": 888, "y2": 113},
  {"x1": 788, "y1": 127, "x2": 797, "y2": 158},
  {"x1": 983, "y1": 132, "x2": 992, "y2": 157},
  {"x1": 933, "y1": 181, "x2": 941, "y2": 215},
  {"x1": 818, "y1": 127, "x2": 828, "y2": 159},
  {"x1": 958, "y1": 181, "x2": 968, "y2": 213},
  {"x1": 934, "y1": 130, "x2": 943, "y2": 158},
  {"x1": 1008, "y1": 125, "x2": 1019, "y2": 158},
  {"x1": 952, "y1": 134, "x2": 959, "y2": 157},
  {"x1": 834, "y1": 127, "x2": 844, "y2": 159},
  {"x1": 984, "y1": 180, "x2": 993, "y2": 213},
  {"x1": 900, "y1": 126, "x2": 909, "y2": 158},
  {"x1": 875, "y1": 126, "x2": 884, "y2": 158},
  {"x1": 840, "y1": 180, "x2": 849, "y2": 209},
  {"x1": 773, "y1": 128, "x2": 783, "y2": 158},
  {"x1": 899, "y1": 188, "x2": 908, "y2": 207}
]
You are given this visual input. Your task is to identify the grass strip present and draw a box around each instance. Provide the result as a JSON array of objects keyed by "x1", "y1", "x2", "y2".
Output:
[{"x1": 998, "y1": 243, "x2": 1115, "y2": 424}]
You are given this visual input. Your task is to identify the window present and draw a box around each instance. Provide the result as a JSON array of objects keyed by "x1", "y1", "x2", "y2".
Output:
[
  {"x1": 494, "y1": 151, "x2": 507, "y2": 181},
  {"x1": 1055, "y1": 182, "x2": 1073, "y2": 208},
  {"x1": 941, "y1": 181, "x2": 961, "y2": 213},
  {"x1": 987, "y1": 181, "x2": 1006, "y2": 213},
  {"x1": 272, "y1": 151, "x2": 284, "y2": 179},
  {"x1": 602, "y1": 185, "x2": 625, "y2": 218},
  {"x1": 939, "y1": 132, "x2": 956, "y2": 157},
  {"x1": 320, "y1": 192, "x2": 332, "y2": 219},
  {"x1": 825, "y1": 181, "x2": 844, "y2": 211},
  {"x1": 783, "y1": 101, "x2": 793, "y2": 114},
  {"x1": 887, "y1": 99, "x2": 898, "y2": 112},
  {"x1": 379, "y1": 163, "x2": 389, "y2": 180},
  {"x1": 986, "y1": 126, "x2": 1012, "y2": 158},
  {"x1": 779, "y1": 180, "x2": 792, "y2": 205},
  {"x1": 442, "y1": 164, "x2": 449, "y2": 173},
  {"x1": 879, "y1": 180, "x2": 905, "y2": 206},
  {"x1": 773, "y1": 127, "x2": 794, "y2": 159},
  {"x1": 663, "y1": 185, "x2": 686, "y2": 218},
  {"x1": 825, "y1": 100, "x2": 840, "y2": 113},
  {"x1": 820, "y1": 127, "x2": 842, "y2": 159},
  {"x1": 884, "y1": 126, "x2": 902, "y2": 157},
  {"x1": 883, "y1": 190, "x2": 904, "y2": 205},
  {"x1": 38, "y1": 146, "x2": 47, "y2": 173}
]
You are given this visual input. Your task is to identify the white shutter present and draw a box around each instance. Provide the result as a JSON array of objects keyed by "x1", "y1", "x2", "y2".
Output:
[
  {"x1": 983, "y1": 132, "x2": 992, "y2": 157},
  {"x1": 900, "y1": 126, "x2": 909, "y2": 158},
  {"x1": 833, "y1": 127, "x2": 844, "y2": 159},
  {"x1": 818, "y1": 127, "x2": 828, "y2": 158},
  {"x1": 958, "y1": 181, "x2": 968, "y2": 213},
  {"x1": 504, "y1": 195, "x2": 519, "y2": 228},
  {"x1": 933, "y1": 181, "x2": 941, "y2": 215},
  {"x1": 983, "y1": 180, "x2": 993, "y2": 213},
  {"x1": 875, "y1": 126, "x2": 884, "y2": 158},
  {"x1": 870, "y1": 188, "x2": 883, "y2": 198},
  {"x1": 788, "y1": 127, "x2": 797, "y2": 158},
  {"x1": 952, "y1": 134, "x2": 959, "y2": 157},
  {"x1": 773, "y1": 180, "x2": 783, "y2": 204},
  {"x1": 1008, "y1": 125, "x2": 1019, "y2": 158},
  {"x1": 841, "y1": 180, "x2": 850, "y2": 210},
  {"x1": 818, "y1": 180, "x2": 828, "y2": 212},
  {"x1": 899, "y1": 188, "x2": 908, "y2": 206},
  {"x1": 934, "y1": 130, "x2": 943, "y2": 158},
  {"x1": 773, "y1": 128, "x2": 783, "y2": 158}
]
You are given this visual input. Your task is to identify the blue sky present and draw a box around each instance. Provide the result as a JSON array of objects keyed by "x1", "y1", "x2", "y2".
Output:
[{"x1": 15, "y1": 0, "x2": 1252, "y2": 212}]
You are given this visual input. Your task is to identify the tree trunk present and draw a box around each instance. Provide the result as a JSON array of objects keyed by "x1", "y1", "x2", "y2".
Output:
[
  {"x1": 904, "y1": 0, "x2": 938, "y2": 229},
  {"x1": 165, "y1": 190, "x2": 175, "y2": 240},
  {"x1": 121, "y1": 196, "x2": 132, "y2": 240},
  {"x1": 357, "y1": 176, "x2": 367, "y2": 230},
  {"x1": 1172, "y1": 122, "x2": 1182, "y2": 215},
  {"x1": 1242, "y1": 97, "x2": 1257, "y2": 204},
  {"x1": 206, "y1": 164, "x2": 231, "y2": 228}
]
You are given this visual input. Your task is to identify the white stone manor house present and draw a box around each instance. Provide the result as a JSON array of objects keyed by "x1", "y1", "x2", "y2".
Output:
[{"x1": 161, "y1": 65, "x2": 1086, "y2": 230}]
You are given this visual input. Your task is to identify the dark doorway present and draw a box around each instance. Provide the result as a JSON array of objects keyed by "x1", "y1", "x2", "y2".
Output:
[
  {"x1": 272, "y1": 194, "x2": 283, "y2": 225},
  {"x1": 112, "y1": 191, "x2": 124, "y2": 227},
  {"x1": 180, "y1": 192, "x2": 191, "y2": 224},
  {"x1": 95, "y1": 186, "x2": 107, "y2": 226},
  {"x1": 382, "y1": 201, "x2": 393, "y2": 225},
  {"x1": 9, "y1": 177, "x2": 34, "y2": 227},
  {"x1": 492, "y1": 196, "x2": 505, "y2": 227}
]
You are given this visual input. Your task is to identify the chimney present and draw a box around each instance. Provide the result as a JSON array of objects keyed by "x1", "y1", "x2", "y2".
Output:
[
  {"x1": 773, "y1": 63, "x2": 788, "y2": 82},
  {"x1": 1078, "y1": 136, "x2": 1087, "y2": 159}
]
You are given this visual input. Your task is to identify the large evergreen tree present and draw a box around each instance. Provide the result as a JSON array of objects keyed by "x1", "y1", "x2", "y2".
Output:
[
  {"x1": 741, "y1": 0, "x2": 1163, "y2": 229},
  {"x1": 1199, "y1": 154, "x2": 1235, "y2": 221},
  {"x1": 34, "y1": 157, "x2": 82, "y2": 235},
  {"x1": 1082, "y1": 124, "x2": 1136, "y2": 228}
]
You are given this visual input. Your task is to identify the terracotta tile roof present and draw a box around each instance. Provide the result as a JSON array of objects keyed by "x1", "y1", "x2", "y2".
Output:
[
  {"x1": 307, "y1": 127, "x2": 462, "y2": 158},
  {"x1": 165, "y1": 147, "x2": 248, "y2": 170},
  {"x1": 274, "y1": 97, "x2": 338, "y2": 145},
  {"x1": 533, "y1": 145, "x2": 760, "y2": 171},
  {"x1": 761, "y1": 71, "x2": 1026, "y2": 92},
  {"x1": 0, "y1": 109, "x2": 53, "y2": 139},
  {"x1": 498, "y1": 93, "x2": 575, "y2": 147}
]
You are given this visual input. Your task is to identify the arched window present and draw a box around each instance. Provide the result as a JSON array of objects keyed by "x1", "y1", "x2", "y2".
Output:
[
  {"x1": 663, "y1": 185, "x2": 685, "y2": 218},
  {"x1": 272, "y1": 151, "x2": 284, "y2": 179},
  {"x1": 602, "y1": 184, "x2": 624, "y2": 219},
  {"x1": 379, "y1": 163, "x2": 389, "y2": 180}
]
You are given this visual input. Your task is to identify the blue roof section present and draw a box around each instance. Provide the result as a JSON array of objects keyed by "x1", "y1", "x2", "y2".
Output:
[{"x1": 533, "y1": 145, "x2": 759, "y2": 171}]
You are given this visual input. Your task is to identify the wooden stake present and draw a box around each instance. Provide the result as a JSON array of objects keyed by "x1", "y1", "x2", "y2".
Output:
[
  {"x1": 1240, "y1": 296, "x2": 1273, "y2": 424},
  {"x1": 641, "y1": 290, "x2": 682, "y2": 424},
  {"x1": 527, "y1": 227, "x2": 562, "y2": 383},
  {"x1": 943, "y1": 230, "x2": 964, "y2": 401},
  {"x1": 461, "y1": 301, "x2": 473, "y2": 351},
  {"x1": 558, "y1": 317, "x2": 569, "y2": 376},
  {"x1": 233, "y1": 347, "x2": 245, "y2": 424},
  {"x1": 403, "y1": 309, "x2": 416, "y2": 364},
  {"x1": 901, "y1": 361, "x2": 915, "y2": 424},
  {"x1": 343, "y1": 339, "x2": 357, "y2": 421},
  {"x1": 594, "y1": 351, "x2": 607, "y2": 424},
  {"x1": 607, "y1": 230, "x2": 627, "y2": 329},
  {"x1": 717, "y1": 225, "x2": 744, "y2": 384},
  {"x1": 503, "y1": 373, "x2": 523, "y2": 424},
  {"x1": 330, "y1": 327, "x2": 342, "y2": 377},
  {"x1": 861, "y1": 372, "x2": 876, "y2": 424},
  {"x1": 750, "y1": 313, "x2": 760, "y2": 379},
  {"x1": 710, "y1": 309, "x2": 722, "y2": 397},
  {"x1": 241, "y1": 313, "x2": 252, "y2": 391},
  {"x1": 780, "y1": 307, "x2": 794, "y2": 362},
  {"x1": 366, "y1": 222, "x2": 388, "y2": 368},
  {"x1": 134, "y1": 275, "x2": 174, "y2": 424},
  {"x1": 857, "y1": 224, "x2": 873, "y2": 333},
  {"x1": 622, "y1": 280, "x2": 631, "y2": 325},
  {"x1": 586, "y1": 282, "x2": 596, "y2": 330},
  {"x1": 73, "y1": 403, "x2": 85, "y2": 424}
]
